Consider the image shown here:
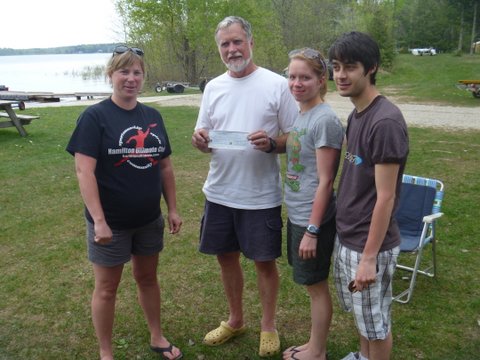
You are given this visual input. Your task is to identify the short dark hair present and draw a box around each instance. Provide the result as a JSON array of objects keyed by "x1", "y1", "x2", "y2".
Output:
[{"x1": 328, "y1": 31, "x2": 380, "y2": 85}]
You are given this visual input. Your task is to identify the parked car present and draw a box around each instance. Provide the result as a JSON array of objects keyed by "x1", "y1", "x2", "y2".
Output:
[{"x1": 411, "y1": 48, "x2": 437, "y2": 56}]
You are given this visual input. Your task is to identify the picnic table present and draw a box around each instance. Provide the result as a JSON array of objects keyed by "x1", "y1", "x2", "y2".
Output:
[
  {"x1": 0, "y1": 100, "x2": 39, "y2": 137},
  {"x1": 456, "y1": 80, "x2": 480, "y2": 98}
]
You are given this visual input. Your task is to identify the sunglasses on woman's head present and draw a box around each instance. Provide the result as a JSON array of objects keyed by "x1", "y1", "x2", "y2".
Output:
[
  {"x1": 288, "y1": 48, "x2": 321, "y2": 60},
  {"x1": 113, "y1": 45, "x2": 144, "y2": 56},
  {"x1": 288, "y1": 48, "x2": 326, "y2": 73}
]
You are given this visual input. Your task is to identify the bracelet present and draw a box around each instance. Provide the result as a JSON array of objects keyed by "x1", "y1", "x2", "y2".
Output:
[
  {"x1": 304, "y1": 231, "x2": 317, "y2": 239},
  {"x1": 265, "y1": 137, "x2": 277, "y2": 153}
]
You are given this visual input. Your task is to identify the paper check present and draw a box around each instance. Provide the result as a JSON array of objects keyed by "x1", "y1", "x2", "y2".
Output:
[{"x1": 208, "y1": 130, "x2": 250, "y2": 150}]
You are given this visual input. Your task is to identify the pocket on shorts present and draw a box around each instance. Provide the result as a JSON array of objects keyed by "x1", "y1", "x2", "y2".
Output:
[{"x1": 265, "y1": 214, "x2": 283, "y2": 232}]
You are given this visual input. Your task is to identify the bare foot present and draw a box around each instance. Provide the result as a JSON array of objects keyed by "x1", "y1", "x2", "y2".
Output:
[{"x1": 283, "y1": 344, "x2": 308, "y2": 359}]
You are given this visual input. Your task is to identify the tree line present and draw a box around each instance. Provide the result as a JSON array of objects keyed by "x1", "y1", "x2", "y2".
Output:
[
  {"x1": 115, "y1": 0, "x2": 479, "y2": 86},
  {"x1": 0, "y1": 44, "x2": 117, "y2": 56}
]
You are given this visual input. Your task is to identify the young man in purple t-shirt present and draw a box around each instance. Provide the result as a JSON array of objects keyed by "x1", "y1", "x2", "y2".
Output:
[{"x1": 329, "y1": 32, "x2": 409, "y2": 360}]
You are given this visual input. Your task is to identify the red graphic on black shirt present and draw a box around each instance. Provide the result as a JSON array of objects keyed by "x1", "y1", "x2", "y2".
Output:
[{"x1": 115, "y1": 124, "x2": 159, "y2": 167}]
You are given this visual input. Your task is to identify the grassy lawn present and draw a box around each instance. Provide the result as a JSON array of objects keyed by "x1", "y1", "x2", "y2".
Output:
[
  {"x1": 0, "y1": 102, "x2": 479, "y2": 359},
  {"x1": 376, "y1": 53, "x2": 480, "y2": 106}
]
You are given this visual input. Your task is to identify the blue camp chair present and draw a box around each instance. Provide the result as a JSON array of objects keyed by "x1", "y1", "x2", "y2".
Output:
[{"x1": 393, "y1": 174, "x2": 445, "y2": 304}]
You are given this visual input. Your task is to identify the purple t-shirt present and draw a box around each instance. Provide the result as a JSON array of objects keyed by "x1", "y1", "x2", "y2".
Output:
[{"x1": 336, "y1": 96, "x2": 409, "y2": 252}]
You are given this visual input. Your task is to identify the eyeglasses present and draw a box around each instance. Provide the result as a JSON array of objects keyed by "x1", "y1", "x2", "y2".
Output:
[
  {"x1": 113, "y1": 45, "x2": 144, "y2": 57},
  {"x1": 289, "y1": 47, "x2": 326, "y2": 73}
]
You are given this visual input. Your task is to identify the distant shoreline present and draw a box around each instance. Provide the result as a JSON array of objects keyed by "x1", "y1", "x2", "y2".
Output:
[{"x1": 0, "y1": 43, "x2": 117, "y2": 56}]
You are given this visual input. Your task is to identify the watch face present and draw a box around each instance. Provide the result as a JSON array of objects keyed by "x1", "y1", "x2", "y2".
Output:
[{"x1": 307, "y1": 225, "x2": 319, "y2": 233}]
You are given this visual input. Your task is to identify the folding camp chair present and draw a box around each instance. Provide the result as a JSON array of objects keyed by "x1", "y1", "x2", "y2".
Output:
[{"x1": 393, "y1": 174, "x2": 445, "y2": 304}]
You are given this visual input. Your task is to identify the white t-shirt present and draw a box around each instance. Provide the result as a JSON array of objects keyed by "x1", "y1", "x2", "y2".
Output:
[{"x1": 195, "y1": 67, "x2": 298, "y2": 209}]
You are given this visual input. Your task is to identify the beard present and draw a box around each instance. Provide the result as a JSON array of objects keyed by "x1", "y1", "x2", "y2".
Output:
[{"x1": 225, "y1": 48, "x2": 253, "y2": 73}]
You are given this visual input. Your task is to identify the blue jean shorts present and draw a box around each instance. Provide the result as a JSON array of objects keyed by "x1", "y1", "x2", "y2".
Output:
[
  {"x1": 199, "y1": 200, "x2": 283, "y2": 261},
  {"x1": 333, "y1": 237, "x2": 400, "y2": 340},
  {"x1": 86, "y1": 216, "x2": 165, "y2": 267}
]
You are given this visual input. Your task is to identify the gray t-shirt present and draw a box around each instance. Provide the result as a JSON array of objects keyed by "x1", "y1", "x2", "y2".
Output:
[
  {"x1": 284, "y1": 103, "x2": 344, "y2": 226},
  {"x1": 336, "y1": 96, "x2": 409, "y2": 252}
]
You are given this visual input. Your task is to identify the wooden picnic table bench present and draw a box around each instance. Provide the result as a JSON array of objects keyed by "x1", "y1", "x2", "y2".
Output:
[{"x1": 0, "y1": 100, "x2": 40, "y2": 136}]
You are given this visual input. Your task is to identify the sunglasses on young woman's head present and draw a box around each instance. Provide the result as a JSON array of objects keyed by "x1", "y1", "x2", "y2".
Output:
[
  {"x1": 289, "y1": 47, "x2": 326, "y2": 73},
  {"x1": 113, "y1": 45, "x2": 144, "y2": 56},
  {"x1": 288, "y1": 48, "x2": 321, "y2": 60}
]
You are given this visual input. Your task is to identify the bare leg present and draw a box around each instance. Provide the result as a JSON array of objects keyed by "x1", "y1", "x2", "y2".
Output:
[
  {"x1": 217, "y1": 251, "x2": 244, "y2": 328},
  {"x1": 254, "y1": 260, "x2": 279, "y2": 331},
  {"x1": 132, "y1": 254, "x2": 182, "y2": 359},
  {"x1": 283, "y1": 281, "x2": 331, "y2": 360},
  {"x1": 360, "y1": 332, "x2": 392, "y2": 360},
  {"x1": 305, "y1": 280, "x2": 331, "y2": 359},
  {"x1": 92, "y1": 263, "x2": 124, "y2": 360}
]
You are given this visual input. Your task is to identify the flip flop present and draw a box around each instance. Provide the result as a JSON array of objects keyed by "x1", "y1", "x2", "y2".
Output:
[
  {"x1": 150, "y1": 343, "x2": 183, "y2": 360},
  {"x1": 203, "y1": 321, "x2": 247, "y2": 346},
  {"x1": 283, "y1": 345, "x2": 300, "y2": 355}
]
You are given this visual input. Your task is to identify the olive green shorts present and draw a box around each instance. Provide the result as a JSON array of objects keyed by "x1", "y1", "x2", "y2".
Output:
[{"x1": 286, "y1": 216, "x2": 336, "y2": 285}]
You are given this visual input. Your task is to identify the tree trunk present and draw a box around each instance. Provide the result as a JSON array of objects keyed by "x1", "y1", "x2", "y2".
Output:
[
  {"x1": 458, "y1": 6, "x2": 464, "y2": 52},
  {"x1": 470, "y1": 1, "x2": 478, "y2": 55}
]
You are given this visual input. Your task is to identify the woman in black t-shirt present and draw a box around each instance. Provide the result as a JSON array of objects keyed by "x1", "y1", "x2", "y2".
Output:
[{"x1": 67, "y1": 46, "x2": 183, "y2": 360}]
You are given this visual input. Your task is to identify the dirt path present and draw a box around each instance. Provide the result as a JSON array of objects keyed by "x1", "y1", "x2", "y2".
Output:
[
  {"x1": 149, "y1": 92, "x2": 480, "y2": 130},
  {"x1": 31, "y1": 92, "x2": 480, "y2": 130}
]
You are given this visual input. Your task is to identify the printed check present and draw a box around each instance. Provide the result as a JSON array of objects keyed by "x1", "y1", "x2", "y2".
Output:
[{"x1": 208, "y1": 130, "x2": 250, "y2": 150}]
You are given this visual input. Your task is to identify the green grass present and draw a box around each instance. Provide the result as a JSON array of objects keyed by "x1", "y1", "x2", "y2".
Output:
[
  {"x1": 376, "y1": 53, "x2": 480, "y2": 106},
  {"x1": 0, "y1": 103, "x2": 479, "y2": 359}
]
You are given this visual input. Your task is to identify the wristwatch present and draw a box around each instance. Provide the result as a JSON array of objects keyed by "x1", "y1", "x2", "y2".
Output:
[
  {"x1": 265, "y1": 137, "x2": 277, "y2": 153},
  {"x1": 306, "y1": 224, "x2": 320, "y2": 235}
]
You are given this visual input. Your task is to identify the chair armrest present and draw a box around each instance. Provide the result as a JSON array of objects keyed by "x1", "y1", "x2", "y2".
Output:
[{"x1": 423, "y1": 212, "x2": 444, "y2": 223}]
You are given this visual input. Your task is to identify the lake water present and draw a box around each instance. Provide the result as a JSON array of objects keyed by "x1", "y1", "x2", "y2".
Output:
[{"x1": 0, "y1": 53, "x2": 113, "y2": 93}]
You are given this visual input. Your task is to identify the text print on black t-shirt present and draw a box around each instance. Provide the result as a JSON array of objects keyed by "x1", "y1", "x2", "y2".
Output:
[{"x1": 109, "y1": 123, "x2": 167, "y2": 169}]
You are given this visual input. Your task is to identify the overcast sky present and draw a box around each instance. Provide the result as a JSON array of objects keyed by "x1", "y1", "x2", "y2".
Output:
[{"x1": 1, "y1": 0, "x2": 123, "y2": 49}]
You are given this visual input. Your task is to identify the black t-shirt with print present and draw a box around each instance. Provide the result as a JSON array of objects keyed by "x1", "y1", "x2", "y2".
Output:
[{"x1": 67, "y1": 98, "x2": 172, "y2": 229}]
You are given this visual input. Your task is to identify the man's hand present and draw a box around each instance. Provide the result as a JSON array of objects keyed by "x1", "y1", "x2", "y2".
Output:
[
  {"x1": 353, "y1": 257, "x2": 377, "y2": 292},
  {"x1": 192, "y1": 128, "x2": 211, "y2": 153},
  {"x1": 248, "y1": 130, "x2": 273, "y2": 152}
]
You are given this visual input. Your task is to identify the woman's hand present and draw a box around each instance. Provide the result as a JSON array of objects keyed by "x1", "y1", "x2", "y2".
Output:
[
  {"x1": 298, "y1": 233, "x2": 317, "y2": 259},
  {"x1": 167, "y1": 212, "x2": 182, "y2": 234}
]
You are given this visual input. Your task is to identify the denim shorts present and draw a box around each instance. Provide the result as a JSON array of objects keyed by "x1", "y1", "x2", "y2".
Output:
[
  {"x1": 86, "y1": 216, "x2": 165, "y2": 267},
  {"x1": 199, "y1": 200, "x2": 283, "y2": 261},
  {"x1": 333, "y1": 237, "x2": 400, "y2": 340},
  {"x1": 287, "y1": 216, "x2": 336, "y2": 285}
]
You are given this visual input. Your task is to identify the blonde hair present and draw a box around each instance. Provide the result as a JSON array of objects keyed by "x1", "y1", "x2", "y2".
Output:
[
  {"x1": 106, "y1": 51, "x2": 146, "y2": 78},
  {"x1": 289, "y1": 48, "x2": 328, "y2": 100}
]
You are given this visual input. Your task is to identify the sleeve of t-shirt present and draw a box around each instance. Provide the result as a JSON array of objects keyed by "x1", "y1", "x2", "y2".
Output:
[
  {"x1": 155, "y1": 111, "x2": 172, "y2": 159},
  {"x1": 313, "y1": 113, "x2": 344, "y2": 150},
  {"x1": 195, "y1": 88, "x2": 212, "y2": 131},
  {"x1": 66, "y1": 108, "x2": 102, "y2": 159},
  {"x1": 370, "y1": 118, "x2": 408, "y2": 164},
  {"x1": 277, "y1": 82, "x2": 298, "y2": 133}
]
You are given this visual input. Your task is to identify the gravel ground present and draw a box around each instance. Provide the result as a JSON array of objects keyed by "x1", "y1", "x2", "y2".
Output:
[
  {"x1": 31, "y1": 92, "x2": 480, "y2": 130},
  {"x1": 150, "y1": 93, "x2": 480, "y2": 130}
]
